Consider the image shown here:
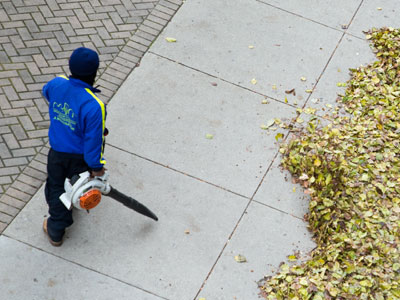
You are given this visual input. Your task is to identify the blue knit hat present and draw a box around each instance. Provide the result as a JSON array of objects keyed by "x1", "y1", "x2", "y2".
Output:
[{"x1": 69, "y1": 47, "x2": 99, "y2": 76}]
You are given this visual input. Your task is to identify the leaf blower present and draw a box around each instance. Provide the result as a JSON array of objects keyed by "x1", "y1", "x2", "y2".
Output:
[{"x1": 59, "y1": 171, "x2": 158, "y2": 221}]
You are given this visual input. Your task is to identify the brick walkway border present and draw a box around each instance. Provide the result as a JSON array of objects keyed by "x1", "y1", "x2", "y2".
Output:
[{"x1": 0, "y1": 0, "x2": 183, "y2": 233}]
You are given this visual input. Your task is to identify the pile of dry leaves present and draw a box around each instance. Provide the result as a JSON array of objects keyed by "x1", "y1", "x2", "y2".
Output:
[{"x1": 261, "y1": 27, "x2": 400, "y2": 300}]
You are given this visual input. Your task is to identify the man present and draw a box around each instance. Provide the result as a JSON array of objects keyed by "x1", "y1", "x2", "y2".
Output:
[{"x1": 42, "y1": 47, "x2": 106, "y2": 246}]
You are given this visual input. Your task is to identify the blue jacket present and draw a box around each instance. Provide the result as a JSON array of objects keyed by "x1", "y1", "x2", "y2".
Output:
[{"x1": 43, "y1": 76, "x2": 106, "y2": 171}]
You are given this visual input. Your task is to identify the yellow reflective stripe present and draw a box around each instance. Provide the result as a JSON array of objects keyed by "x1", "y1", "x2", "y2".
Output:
[
  {"x1": 58, "y1": 75, "x2": 69, "y2": 80},
  {"x1": 85, "y1": 88, "x2": 106, "y2": 165}
]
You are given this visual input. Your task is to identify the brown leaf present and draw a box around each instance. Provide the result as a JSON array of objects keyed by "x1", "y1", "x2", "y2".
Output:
[{"x1": 285, "y1": 88, "x2": 296, "y2": 96}]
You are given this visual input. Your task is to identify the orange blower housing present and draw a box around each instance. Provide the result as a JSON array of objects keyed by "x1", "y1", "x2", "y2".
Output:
[{"x1": 79, "y1": 189, "x2": 102, "y2": 210}]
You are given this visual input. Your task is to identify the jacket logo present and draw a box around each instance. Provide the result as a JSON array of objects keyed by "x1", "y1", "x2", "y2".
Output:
[{"x1": 53, "y1": 102, "x2": 76, "y2": 130}]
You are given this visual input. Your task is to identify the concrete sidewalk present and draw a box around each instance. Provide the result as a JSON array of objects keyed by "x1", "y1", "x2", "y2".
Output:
[{"x1": 1, "y1": 0, "x2": 398, "y2": 299}]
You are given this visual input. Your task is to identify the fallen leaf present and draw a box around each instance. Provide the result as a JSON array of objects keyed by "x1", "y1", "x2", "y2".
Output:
[
  {"x1": 285, "y1": 88, "x2": 296, "y2": 96},
  {"x1": 235, "y1": 254, "x2": 247, "y2": 263},
  {"x1": 262, "y1": 99, "x2": 269, "y2": 104},
  {"x1": 275, "y1": 133, "x2": 284, "y2": 141},
  {"x1": 165, "y1": 37, "x2": 177, "y2": 42},
  {"x1": 248, "y1": 45, "x2": 254, "y2": 49},
  {"x1": 314, "y1": 158, "x2": 321, "y2": 167},
  {"x1": 305, "y1": 89, "x2": 313, "y2": 93},
  {"x1": 251, "y1": 78, "x2": 257, "y2": 85},
  {"x1": 261, "y1": 119, "x2": 275, "y2": 130},
  {"x1": 288, "y1": 255, "x2": 297, "y2": 261},
  {"x1": 300, "y1": 77, "x2": 306, "y2": 81},
  {"x1": 205, "y1": 134, "x2": 213, "y2": 139},
  {"x1": 299, "y1": 173, "x2": 309, "y2": 180}
]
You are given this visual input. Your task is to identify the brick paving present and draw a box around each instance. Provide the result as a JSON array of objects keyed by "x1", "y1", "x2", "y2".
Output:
[{"x1": 0, "y1": 0, "x2": 183, "y2": 232}]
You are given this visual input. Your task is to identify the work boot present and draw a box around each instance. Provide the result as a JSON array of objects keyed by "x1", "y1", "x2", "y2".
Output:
[{"x1": 43, "y1": 218, "x2": 63, "y2": 247}]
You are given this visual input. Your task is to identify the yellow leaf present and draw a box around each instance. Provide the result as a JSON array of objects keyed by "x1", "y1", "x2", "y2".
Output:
[
  {"x1": 261, "y1": 119, "x2": 275, "y2": 130},
  {"x1": 314, "y1": 158, "x2": 321, "y2": 167},
  {"x1": 299, "y1": 278, "x2": 308, "y2": 286},
  {"x1": 272, "y1": 84, "x2": 277, "y2": 90},
  {"x1": 331, "y1": 128, "x2": 340, "y2": 135},
  {"x1": 262, "y1": 99, "x2": 269, "y2": 104},
  {"x1": 248, "y1": 45, "x2": 254, "y2": 49},
  {"x1": 372, "y1": 76, "x2": 380, "y2": 84},
  {"x1": 360, "y1": 280, "x2": 372, "y2": 287},
  {"x1": 325, "y1": 173, "x2": 332, "y2": 185},
  {"x1": 300, "y1": 77, "x2": 306, "y2": 81},
  {"x1": 275, "y1": 133, "x2": 284, "y2": 141},
  {"x1": 234, "y1": 254, "x2": 247, "y2": 263},
  {"x1": 288, "y1": 255, "x2": 297, "y2": 261},
  {"x1": 165, "y1": 37, "x2": 177, "y2": 42},
  {"x1": 205, "y1": 134, "x2": 214, "y2": 139},
  {"x1": 305, "y1": 89, "x2": 313, "y2": 93},
  {"x1": 251, "y1": 78, "x2": 257, "y2": 85}
]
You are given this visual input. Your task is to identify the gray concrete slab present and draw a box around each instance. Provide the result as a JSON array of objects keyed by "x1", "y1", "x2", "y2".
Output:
[
  {"x1": 254, "y1": 154, "x2": 309, "y2": 219},
  {"x1": 258, "y1": 0, "x2": 361, "y2": 31},
  {"x1": 0, "y1": 236, "x2": 162, "y2": 300},
  {"x1": 149, "y1": 0, "x2": 343, "y2": 106},
  {"x1": 197, "y1": 201, "x2": 315, "y2": 300},
  {"x1": 307, "y1": 34, "x2": 376, "y2": 115},
  {"x1": 106, "y1": 53, "x2": 297, "y2": 197},
  {"x1": 348, "y1": 0, "x2": 400, "y2": 38},
  {"x1": 4, "y1": 145, "x2": 250, "y2": 300}
]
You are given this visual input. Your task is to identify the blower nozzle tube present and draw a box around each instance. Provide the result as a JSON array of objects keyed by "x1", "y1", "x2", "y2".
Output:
[{"x1": 107, "y1": 186, "x2": 158, "y2": 221}]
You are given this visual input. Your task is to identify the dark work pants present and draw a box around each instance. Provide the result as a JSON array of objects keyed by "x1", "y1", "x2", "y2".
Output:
[{"x1": 45, "y1": 148, "x2": 89, "y2": 242}]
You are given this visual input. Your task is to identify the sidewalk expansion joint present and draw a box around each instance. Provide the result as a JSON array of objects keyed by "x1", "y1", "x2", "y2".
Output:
[
  {"x1": 256, "y1": 0, "x2": 350, "y2": 34},
  {"x1": 193, "y1": 145, "x2": 289, "y2": 299},
  {"x1": 192, "y1": 197, "x2": 253, "y2": 300},
  {"x1": 2, "y1": 234, "x2": 170, "y2": 300},
  {"x1": 300, "y1": 0, "x2": 365, "y2": 111},
  {"x1": 106, "y1": 143, "x2": 251, "y2": 201},
  {"x1": 148, "y1": 51, "x2": 298, "y2": 108},
  {"x1": 252, "y1": 199, "x2": 305, "y2": 221}
]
